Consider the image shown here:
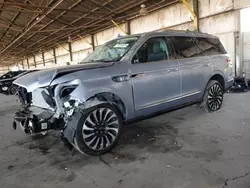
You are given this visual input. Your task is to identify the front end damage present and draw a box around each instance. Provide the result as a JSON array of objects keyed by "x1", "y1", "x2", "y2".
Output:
[
  {"x1": 13, "y1": 105, "x2": 61, "y2": 135},
  {"x1": 13, "y1": 79, "x2": 104, "y2": 152}
]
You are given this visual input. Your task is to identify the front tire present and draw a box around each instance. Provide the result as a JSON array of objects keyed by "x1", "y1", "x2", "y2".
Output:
[
  {"x1": 201, "y1": 80, "x2": 224, "y2": 112},
  {"x1": 8, "y1": 85, "x2": 17, "y2": 95},
  {"x1": 74, "y1": 103, "x2": 123, "y2": 156}
]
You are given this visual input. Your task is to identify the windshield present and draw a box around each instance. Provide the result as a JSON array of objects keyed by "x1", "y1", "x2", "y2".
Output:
[
  {"x1": 14, "y1": 71, "x2": 27, "y2": 79},
  {"x1": 82, "y1": 36, "x2": 139, "y2": 63}
]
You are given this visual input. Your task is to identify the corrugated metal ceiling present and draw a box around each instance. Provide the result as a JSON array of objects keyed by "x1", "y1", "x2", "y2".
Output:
[{"x1": 0, "y1": 0, "x2": 178, "y2": 65}]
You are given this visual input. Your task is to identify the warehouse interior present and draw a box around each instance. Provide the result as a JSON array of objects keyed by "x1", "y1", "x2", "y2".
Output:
[
  {"x1": 0, "y1": 0, "x2": 250, "y2": 187},
  {"x1": 0, "y1": 0, "x2": 248, "y2": 76}
]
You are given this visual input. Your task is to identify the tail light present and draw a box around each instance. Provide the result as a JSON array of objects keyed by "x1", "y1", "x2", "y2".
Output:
[{"x1": 226, "y1": 58, "x2": 233, "y2": 67}]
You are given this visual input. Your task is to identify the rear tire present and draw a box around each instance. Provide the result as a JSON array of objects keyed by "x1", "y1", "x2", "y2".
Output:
[
  {"x1": 74, "y1": 103, "x2": 123, "y2": 156},
  {"x1": 201, "y1": 80, "x2": 224, "y2": 112}
]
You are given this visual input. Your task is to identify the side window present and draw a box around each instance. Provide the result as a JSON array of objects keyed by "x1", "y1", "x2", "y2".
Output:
[
  {"x1": 196, "y1": 37, "x2": 227, "y2": 55},
  {"x1": 5, "y1": 72, "x2": 13, "y2": 78},
  {"x1": 12, "y1": 71, "x2": 19, "y2": 77},
  {"x1": 132, "y1": 37, "x2": 171, "y2": 63},
  {"x1": 172, "y1": 37, "x2": 203, "y2": 59}
]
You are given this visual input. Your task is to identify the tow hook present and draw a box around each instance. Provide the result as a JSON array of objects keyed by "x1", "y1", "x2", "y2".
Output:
[
  {"x1": 23, "y1": 118, "x2": 34, "y2": 135},
  {"x1": 14, "y1": 117, "x2": 34, "y2": 135}
]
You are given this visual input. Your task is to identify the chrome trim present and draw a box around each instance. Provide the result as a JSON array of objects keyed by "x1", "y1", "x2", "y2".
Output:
[
  {"x1": 136, "y1": 96, "x2": 182, "y2": 110},
  {"x1": 137, "y1": 90, "x2": 201, "y2": 110},
  {"x1": 182, "y1": 90, "x2": 201, "y2": 98}
]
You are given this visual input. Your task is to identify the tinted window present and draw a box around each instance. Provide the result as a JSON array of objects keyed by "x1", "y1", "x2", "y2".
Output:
[
  {"x1": 133, "y1": 37, "x2": 172, "y2": 63},
  {"x1": 3, "y1": 71, "x2": 13, "y2": 78},
  {"x1": 196, "y1": 37, "x2": 227, "y2": 55},
  {"x1": 12, "y1": 71, "x2": 21, "y2": 77},
  {"x1": 172, "y1": 37, "x2": 203, "y2": 59}
]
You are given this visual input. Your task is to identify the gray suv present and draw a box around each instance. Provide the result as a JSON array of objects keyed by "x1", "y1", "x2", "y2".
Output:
[{"x1": 13, "y1": 30, "x2": 233, "y2": 155}]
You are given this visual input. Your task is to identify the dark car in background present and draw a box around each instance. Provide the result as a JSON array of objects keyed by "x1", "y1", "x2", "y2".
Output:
[
  {"x1": 0, "y1": 70, "x2": 38, "y2": 95},
  {"x1": 0, "y1": 70, "x2": 25, "y2": 80}
]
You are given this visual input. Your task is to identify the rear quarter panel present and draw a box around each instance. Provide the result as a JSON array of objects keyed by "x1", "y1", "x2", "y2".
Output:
[{"x1": 210, "y1": 54, "x2": 232, "y2": 87}]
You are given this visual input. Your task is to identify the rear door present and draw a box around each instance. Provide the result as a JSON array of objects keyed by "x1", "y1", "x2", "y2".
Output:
[
  {"x1": 171, "y1": 36, "x2": 212, "y2": 103},
  {"x1": 129, "y1": 36, "x2": 181, "y2": 117}
]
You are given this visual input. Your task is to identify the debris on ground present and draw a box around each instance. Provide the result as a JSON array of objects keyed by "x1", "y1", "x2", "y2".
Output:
[
  {"x1": 233, "y1": 134, "x2": 243, "y2": 139},
  {"x1": 148, "y1": 138, "x2": 155, "y2": 142},
  {"x1": 228, "y1": 77, "x2": 249, "y2": 93},
  {"x1": 7, "y1": 165, "x2": 14, "y2": 170}
]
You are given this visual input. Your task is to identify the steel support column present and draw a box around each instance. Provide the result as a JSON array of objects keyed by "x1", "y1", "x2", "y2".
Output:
[
  {"x1": 68, "y1": 42, "x2": 73, "y2": 62},
  {"x1": 125, "y1": 20, "x2": 131, "y2": 35},
  {"x1": 91, "y1": 34, "x2": 95, "y2": 51},
  {"x1": 53, "y1": 48, "x2": 57, "y2": 64},
  {"x1": 42, "y1": 52, "x2": 45, "y2": 66},
  {"x1": 33, "y1": 56, "x2": 36, "y2": 68},
  {"x1": 27, "y1": 58, "x2": 30, "y2": 69}
]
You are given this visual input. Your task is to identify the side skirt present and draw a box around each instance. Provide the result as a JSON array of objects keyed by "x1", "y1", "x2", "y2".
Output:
[{"x1": 125, "y1": 99, "x2": 202, "y2": 125}]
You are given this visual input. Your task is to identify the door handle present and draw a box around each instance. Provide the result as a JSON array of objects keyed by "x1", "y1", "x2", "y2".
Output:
[
  {"x1": 167, "y1": 68, "x2": 178, "y2": 73},
  {"x1": 131, "y1": 73, "x2": 145, "y2": 78},
  {"x1": 112, "y1": 74, "x2": 131, "y2": 82}
]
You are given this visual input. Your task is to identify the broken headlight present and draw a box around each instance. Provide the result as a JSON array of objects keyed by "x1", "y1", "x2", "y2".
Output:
[
  {"x1": 60, "y1": 85, "x2": 78, "y2": 98},
  {"x1": 60, "y1": 85, "x2": 79, "y2": 110}
]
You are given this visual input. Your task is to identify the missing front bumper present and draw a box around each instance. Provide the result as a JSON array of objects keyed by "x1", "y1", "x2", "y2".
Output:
[{"x1": 13, "y1": 106, "x2": 64, "y2": 134}]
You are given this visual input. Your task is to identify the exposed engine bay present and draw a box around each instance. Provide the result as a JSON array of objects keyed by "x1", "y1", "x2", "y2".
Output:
[
  {"x1": 11, "y1": 63, "x2": 119, "y2": 154},
  {"x1": 13, "y1": 79, "x2": 107, "y2": 153},
  {"x1": 10, "y1": 60, "x2": 128, "y2": 156}
]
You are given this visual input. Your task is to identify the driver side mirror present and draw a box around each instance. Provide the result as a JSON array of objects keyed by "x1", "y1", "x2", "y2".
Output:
[
  {"x1": 132, "y1": 53, "x2": 140, "y2": 64},
  {"x1": 133, "y1": 58, "x2": 139, "y2": 64}
]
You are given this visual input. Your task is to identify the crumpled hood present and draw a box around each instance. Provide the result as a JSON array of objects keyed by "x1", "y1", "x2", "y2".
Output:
[{"x1": 13, "y1": 62, "x2": 113, "y2": 92}]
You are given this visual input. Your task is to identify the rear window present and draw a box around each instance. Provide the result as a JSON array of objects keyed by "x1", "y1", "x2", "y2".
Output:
[
  {"x1": 171, "y1": 37, "x2": 203, "y2": 58},
  {"x1": 196, "y1": 37, "x2": 227, "y2": 55},
  {"x1": 171, "y1": 36, "x2": 227, "y2": 59}
]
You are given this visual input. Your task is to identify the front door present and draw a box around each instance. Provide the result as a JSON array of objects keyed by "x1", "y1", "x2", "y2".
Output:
[{"x1": 130, "y1": 37, "x2": 181, "y2": 117}]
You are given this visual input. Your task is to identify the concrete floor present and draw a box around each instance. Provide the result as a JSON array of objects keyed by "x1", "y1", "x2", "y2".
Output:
[{"x1": 0, "y1": 93, "x2": 250, "y2": 188}]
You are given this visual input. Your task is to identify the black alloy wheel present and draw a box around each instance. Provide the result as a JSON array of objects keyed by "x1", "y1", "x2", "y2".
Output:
[
  {"x1": 75, "y1": 103, "x2": 123, "y2": 155},
  {"x1": 201, "y1": 80, "x2": 224, "y2": 112},
  {"x1": 207, "y1": 83, "x2": 223, "y2": 111}
]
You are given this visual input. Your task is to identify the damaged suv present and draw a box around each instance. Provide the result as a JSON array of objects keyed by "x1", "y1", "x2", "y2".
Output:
[{"x1": 13, "y1": 30, "x2": 233, "y2": 155}]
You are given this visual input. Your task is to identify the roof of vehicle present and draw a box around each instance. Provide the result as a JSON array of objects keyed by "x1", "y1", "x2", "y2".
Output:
[{"x1": 118, "y1": 30, "x2": 218, "y2": 40}]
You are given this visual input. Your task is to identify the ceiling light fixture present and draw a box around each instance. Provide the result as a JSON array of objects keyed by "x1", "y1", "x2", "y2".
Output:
[
  {"x1": 139, "y1": 4, "x2": 148, "y2": 16},
  {"x1": 68, "y1": 36, "x2": 73, "y2": 43}
]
